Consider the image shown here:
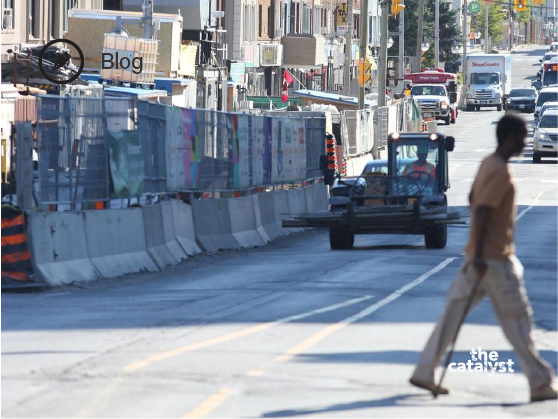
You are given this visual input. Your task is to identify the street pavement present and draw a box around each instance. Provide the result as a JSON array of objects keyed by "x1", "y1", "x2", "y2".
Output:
[{"x1": 2, "y1": 45, "x2": 557, "y2": 418}]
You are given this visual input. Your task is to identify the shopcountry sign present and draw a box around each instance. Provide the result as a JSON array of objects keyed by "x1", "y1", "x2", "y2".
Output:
[
  {"x1": 471, "y1": 62, "x2": 502, "y2": 67},
  {"x1": 468, "y1": 1, "x2": 481, "y2": 14}
]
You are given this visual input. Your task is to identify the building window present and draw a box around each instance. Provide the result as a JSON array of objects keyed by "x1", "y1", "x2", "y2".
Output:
[
  {"x1": 27, "y1": 0, "x2": 40, "y2": 37},
  {"x1": 244, "y1": 4, "x2": 250, "y2": 41},
  {"x1": 268, "y1": 6, "x2": 273, "y2": 38},
  {"x1": 302, "y1": 3, "x2": 310, "y2": 34},
  {"x1": 313, "y1": 6, "x2": 322, "y2": 35},
  {"x1": 259, "y1": 5, "x2": 263, "y2": 38},
  {"x1": 62, "y1": 0, "x2": 77, "y2": 32},
  {"x1": 3, "y1": 0, "x2": 14, "y2": 29}
]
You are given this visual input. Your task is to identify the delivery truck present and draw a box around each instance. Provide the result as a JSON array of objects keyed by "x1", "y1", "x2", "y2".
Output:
[{"x1": 465, "y1": 54, "x2": 512, "y2": 112}]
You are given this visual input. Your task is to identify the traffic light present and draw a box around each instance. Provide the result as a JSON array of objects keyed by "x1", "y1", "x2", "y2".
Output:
[
  {"x1": 358, "y1": 60, "x2": 372, "y2": 85},
  {"x1": 391, "y1": 0, "x2": 404, "y2": 17},
  {"x1": 515, "y1": 0, "x2": 527, "y2": 12}
]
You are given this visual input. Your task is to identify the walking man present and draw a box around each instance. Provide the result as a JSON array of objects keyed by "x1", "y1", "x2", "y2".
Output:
[{"x1": 410, "y1": 114, "x2": 557, "y2": 402}]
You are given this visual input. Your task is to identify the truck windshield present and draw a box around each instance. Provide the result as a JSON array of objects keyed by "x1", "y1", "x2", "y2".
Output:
[
  {"x1": 394, "y1": 143, "x2": 439, "y2": 195},
  {"x1": 410, "y1": 86, "x2": 446, "y2": 96},
  {"x1": 471, "y1": 73, "x2": 499, "y2": 85}
]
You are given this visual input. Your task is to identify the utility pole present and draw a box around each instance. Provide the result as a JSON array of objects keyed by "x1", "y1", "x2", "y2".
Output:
[
  {"x1": 485, "y1": 0, "x2": 489, "y2": 53},
  {"x1": 359, "y1": 0, "x2": 369, "y2": 108},
  {"x1": 142, "y1": 0, "x2": 154, "y2": 39},
  {"x1": 378, "y1": 0, "x2": 388, "y2": 106},
  {"x1": 509, "y1": 0, "x2": 513, "y2": 51},
  {"x1": 343, "y1": 0, "x2": 354, "y2": 96},
  {"x1": 415, "y1": 0, "x2": 426, "y2": 72},
  {"x1": 435, "y1": 0, "x2": 440, "y2": 69},
  {"x1": 399, "y1": 6, "x2": 405, "y2": 79},
  {"x1": 459, "y1": 0, "x2": 468, "y2": 110}
]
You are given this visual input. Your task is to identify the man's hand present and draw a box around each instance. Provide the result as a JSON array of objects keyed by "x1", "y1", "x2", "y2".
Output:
[{"x1": 472, "y1": 256, "x2": 488, "y2": 280}]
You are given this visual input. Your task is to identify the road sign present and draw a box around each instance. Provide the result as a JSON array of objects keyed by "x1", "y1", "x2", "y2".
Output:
[
  {"x1": 468, "y1": 1, "x2": 481, "y2": 14},
  {"x1": 336, "y1": 3, "x2": 348, "y2": 33}
]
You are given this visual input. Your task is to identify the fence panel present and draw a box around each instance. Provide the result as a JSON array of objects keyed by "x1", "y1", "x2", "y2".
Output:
[
  {"x1": 304, "y1": 115, "x2": 326, "y2": 180},
  {"x1": 36, "y1": 95, "x2": 134, "y2": 208},
  {"x1": 138, "y1": 101, "x2": 166, "y2": 193}
]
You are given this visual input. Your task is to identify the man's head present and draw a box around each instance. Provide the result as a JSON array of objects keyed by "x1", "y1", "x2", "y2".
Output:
[
  {"x1": 496, "y1": 113, "x2": 527, "y2": 157},
  {"x1": 416, "y1": 145, "x2": 429, "y2": 163}
]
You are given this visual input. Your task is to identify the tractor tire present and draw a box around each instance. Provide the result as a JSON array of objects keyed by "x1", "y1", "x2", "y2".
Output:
[
  {"x1": 445, "y1": 115, "x2": 451, "y2": 125},
  {"x1": 497, "y1": 105, "x2": 503, "y2": 112},
  {"x1": 329, "y1": 227, "x2": 354, "y2": 250},
  {"x1": 424, "y1": 223, "x2": 447, "y2": 249},
  {"x1": 466, "y1": 104, "x2": 473, "y2": 112}
]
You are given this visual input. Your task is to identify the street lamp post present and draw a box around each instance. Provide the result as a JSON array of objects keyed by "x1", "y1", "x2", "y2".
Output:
[
  {"x1": 379, "y1": 0, "x2": 389, "y2": 106},
  {"x1": 435, "y1": 0, "x2": 440, "y2": 69}
]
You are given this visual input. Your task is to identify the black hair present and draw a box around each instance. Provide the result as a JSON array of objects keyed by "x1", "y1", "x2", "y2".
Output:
[{"x1": 496, "y1": 113, "x2": 527, "y2": 146}]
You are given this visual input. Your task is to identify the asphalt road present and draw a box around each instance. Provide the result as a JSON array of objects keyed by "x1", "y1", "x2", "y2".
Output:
[{"x1": 2, "y1": 45, "x2": 557, "y2": 418}]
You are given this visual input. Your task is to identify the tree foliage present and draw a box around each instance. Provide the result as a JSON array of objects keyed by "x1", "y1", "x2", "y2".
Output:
[
  {"x1": 388, "y1": 0, "x2": 462, "y2": 69},
  {"x1": 469, "y1": 2, "x2": 508, "y2": 46}
]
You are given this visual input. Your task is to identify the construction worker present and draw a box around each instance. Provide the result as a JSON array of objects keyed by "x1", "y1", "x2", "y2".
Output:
[
  {"x1": 409, "y1": 114, "x2": 557, "y2": 402},
  {"x1": 402, "y1": 145, "x2": 436, "y2": 179}
]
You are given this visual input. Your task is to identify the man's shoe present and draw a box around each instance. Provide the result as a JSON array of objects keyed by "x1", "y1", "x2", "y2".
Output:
[
  {"x1": 410, "y1": 377, "x2": 449, "y2": 395},
  {"x1": 531, "y1": 383, "x2": 558, "y2": 402}
]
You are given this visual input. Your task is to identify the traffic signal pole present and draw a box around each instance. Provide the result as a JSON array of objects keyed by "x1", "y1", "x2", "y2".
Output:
[
  {"x1": 359, "y1": 0, "x2": 369, "y2": 109},
  {"x1": 458, "y1": 0, "x2": 468, "y2": 110}
]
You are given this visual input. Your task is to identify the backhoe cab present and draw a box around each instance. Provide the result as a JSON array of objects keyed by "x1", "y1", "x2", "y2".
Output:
[{"x1": 283, "y1": 132, "x2": 460, "y2": 250}]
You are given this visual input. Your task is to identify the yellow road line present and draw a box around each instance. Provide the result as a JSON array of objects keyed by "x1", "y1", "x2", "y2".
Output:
[{"x1": 182, "y1": 388, "x2": 231, "y2": 419}]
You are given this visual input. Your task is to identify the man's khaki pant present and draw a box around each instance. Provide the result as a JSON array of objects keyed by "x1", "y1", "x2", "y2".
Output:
[{"x1": 412, "y1": 255, "x2": 554, "y2": 390}]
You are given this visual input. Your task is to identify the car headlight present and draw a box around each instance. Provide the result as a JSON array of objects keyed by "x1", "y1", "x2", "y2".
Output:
[
  {"x1": 494, "y1": 93, "x2": 501, "y2": 99},
  {"x1": 440, "y1": 102, "x2": 448, "y2": 109},
  {"x1": 466, "y1": 93, "x2": 472, "y2": 98},
  {"x1": 538, "y1": 133, "x2": 549, "y2": 141},
  {"x1": 506, "y1": 99, "x2": 512, "y2": 103}
]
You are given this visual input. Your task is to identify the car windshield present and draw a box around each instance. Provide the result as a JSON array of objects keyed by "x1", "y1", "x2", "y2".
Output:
[
  {"x1": 510, "y1": 89, "x2": 536, "y2": 97},
  {"x1": 411, "y1": 86, "x2": 446, "y2": 96},
  {"x1": 539, "y1": 115, "x2": 558, "y2": 128},
  {"x1": 537, "y1": 92, "x2": 558, "y2": 106},
  {"x1": 543, "y1": 54, "x2": 558, "y2": 61},
  {"x1": 362, "y1": 163, "x2": 388, "y2": 175},
  {"x1": 394, "y1": 143, "x2": 439, "y2": 195},
  {"x1": 471, "y1": 72, "x2": 499, "y2": 85}
]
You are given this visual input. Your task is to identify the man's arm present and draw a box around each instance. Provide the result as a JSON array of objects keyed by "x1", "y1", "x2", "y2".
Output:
[{"x1": 472, "y1": 205, "x2": 491, "y2": 279}]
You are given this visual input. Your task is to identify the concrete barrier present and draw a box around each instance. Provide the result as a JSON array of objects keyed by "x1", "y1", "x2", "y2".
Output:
[
  {"x1": 83, "y1": 208, "x2": 158, "y2": 278},
  {"x1": 311, "y1": 183, "x2": 329, "y2": 212},
  {"x1": 254, "y1": 192, "x2": 284, "y2": 240},
  {"x1": 229, "y1": 196, "x2": 268, "y2": 248},
  {"x1": 167, "y1": 199, "x2": 201, "y2": 256},
  {"x1": 192, "y1": 199, "x2": 240, "y2": 252},
  {"x1": 143, "y1": 204, "x2": 185, "y2": 269},
  {"x1": 287, "y1": 188, "x2": 307, "y2": 216},
  {"x1": 27, "y1": 211, "x2": 99, "y2": 286}
]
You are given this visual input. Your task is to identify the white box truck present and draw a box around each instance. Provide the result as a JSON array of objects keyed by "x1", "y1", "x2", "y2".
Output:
[{"x1": 465, "y1": 54, "x2": 512, "y2": 112}]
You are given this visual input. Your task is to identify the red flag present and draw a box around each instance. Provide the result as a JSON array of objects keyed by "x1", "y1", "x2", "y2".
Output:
[
  {"x1": 284, "y1": 69, "x2": 294, "y2": 85},
  {"x1": 281, "y1": 80, "x2": 289, "y2": 103}
]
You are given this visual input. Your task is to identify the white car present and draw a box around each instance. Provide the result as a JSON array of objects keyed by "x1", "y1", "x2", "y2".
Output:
[
  {"x1": 534, "y1": 87, "x2": 558, "y2": 119},
  {"x1": 533, "y1": 109, "x2": 558, "y2": 163}
]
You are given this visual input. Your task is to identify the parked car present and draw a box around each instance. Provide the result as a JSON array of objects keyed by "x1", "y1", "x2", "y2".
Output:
[
  {"x1": 533, "y1": 109, "x2": 558, "y2": 163},
  {"x1": 505, "y1": 87, "x2": 537, "y2": 113},
  {"x1": 534, "y1": 87, "x2": 558, "y2": 119}
]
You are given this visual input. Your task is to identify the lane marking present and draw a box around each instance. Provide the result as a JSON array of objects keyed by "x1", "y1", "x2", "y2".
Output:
[
  {"x1": 540, "y1": 180, "x2": 558, "y2": 184},
  {"x1": 460, "y1": 191, "x2": 546, "y2": 257},
  {"x1": 79, "y1": 295, "x2": 374, "y2": 417},
  {"x1": 43, "y1": 292, "x2": 70, "y2": 298},
  {"x1": 516, "y1": 191, "x2": 543, "y2": 222},
  {"x1": 184, "y1": 258, "x2": 458, "y2": 418},
  {"x1": 123, "y1": 295, "x2": 374, "y2": 373},
  {"x1": 182, "y1": 388, "x2": 231, "y2": 419},
  {"x1": 274, "y1": 257, "x2": 458, "y2": 364}
]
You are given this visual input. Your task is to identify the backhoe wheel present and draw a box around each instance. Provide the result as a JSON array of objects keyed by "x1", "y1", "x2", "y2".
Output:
[
  {"x1": 329, "y1": 228, "x2": 354, "y2": 250},
  {"x1": 497, "y1": 105, "x2": 503, "y2": 112},
  {"x1": 424, "y1": 224, "x2": 447, "y2": 249}
]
